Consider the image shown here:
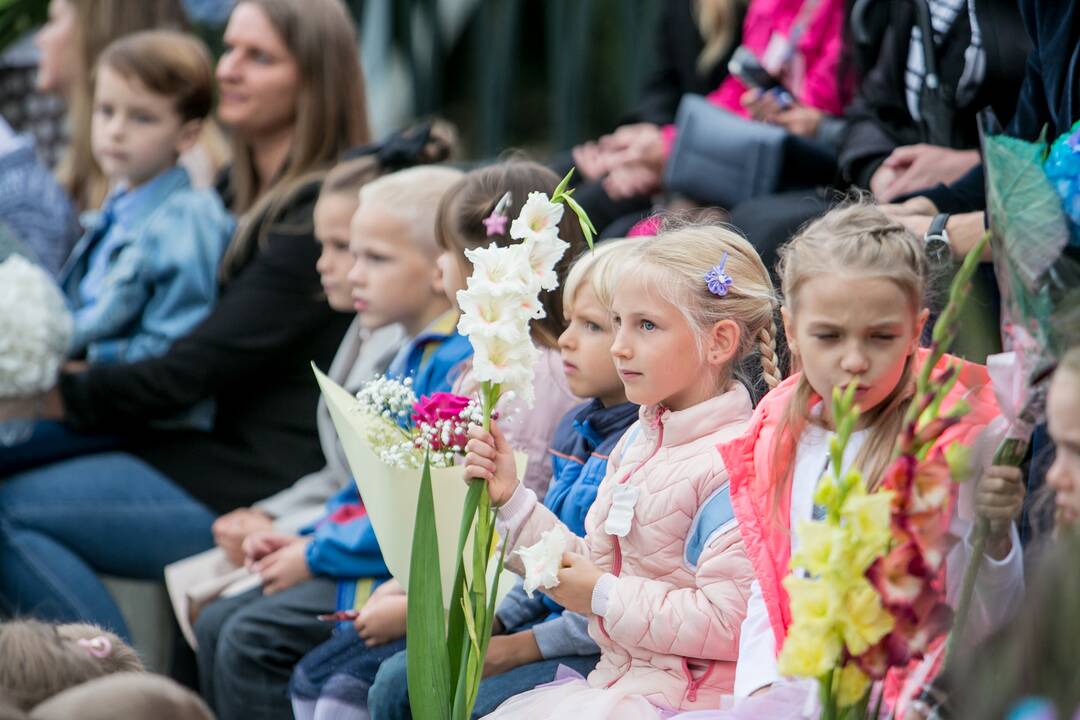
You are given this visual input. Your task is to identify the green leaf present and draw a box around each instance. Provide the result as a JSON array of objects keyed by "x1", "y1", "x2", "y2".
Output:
[
  {"x1": 552, "y1": 167, "x2": 575, "y2": 200},
  {"x1": 563, "y1": 194, "x2": 597, "y2": 250},
  {"x1": 446, "y1": 482, "x2": 482, "y2": 684},
  {"x1": 406, "y1": 457, "x2": 452, "y2": 720}
]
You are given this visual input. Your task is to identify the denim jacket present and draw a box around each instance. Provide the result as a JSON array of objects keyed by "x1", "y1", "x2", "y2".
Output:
[{"x1": 58, "y1": 166, "x2": 234, "y2": 365}]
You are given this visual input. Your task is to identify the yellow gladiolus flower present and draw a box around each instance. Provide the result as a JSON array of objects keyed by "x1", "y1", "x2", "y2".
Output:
[
  {"x1": 839, "y1": 580, "x2": 895, "y2": 656},
  {"x1": 790, "y1": 521, "x2": 847, "y2": 577},
  {"x1": 836, "y1": 661, "x2": 872, "y2": 708},
  {"x1": 777, "y1": 622, "x2": 841, "y2": 679}
]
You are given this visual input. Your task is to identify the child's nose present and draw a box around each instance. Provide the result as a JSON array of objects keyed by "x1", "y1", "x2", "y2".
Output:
[
  {"x1": 1046, "y1": 455, "x2": 1071, "y2": 493},
  {"x1": 840, "y1": 345, "x2": 869, "y2": 375}
]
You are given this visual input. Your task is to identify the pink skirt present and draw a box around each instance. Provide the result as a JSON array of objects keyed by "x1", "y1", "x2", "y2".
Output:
[{"x1": 480, "y1": 666, "x2": 679, "y2": 720}]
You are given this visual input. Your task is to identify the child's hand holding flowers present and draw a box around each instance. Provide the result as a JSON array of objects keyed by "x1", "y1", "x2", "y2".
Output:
[
  {"x1": 974, "y1": 465, "x2": 1025, "y2": 559},
  {"x1": 541, "y1": 552, "x2": 605, "y2": 615},
  {"x1": 464, "y1": 422, "x2": 520, "y2": 507}
]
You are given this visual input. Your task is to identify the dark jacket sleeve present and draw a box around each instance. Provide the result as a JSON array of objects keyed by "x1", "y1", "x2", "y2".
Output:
[
  {"x1": 837, "y1": 4, "x2": 920, "y2": 188},
  {"x1": 60, "y1": 183, "x2": 334, "y2": 430}
]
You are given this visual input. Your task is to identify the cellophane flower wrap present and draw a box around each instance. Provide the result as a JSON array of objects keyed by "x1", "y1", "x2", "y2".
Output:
[
  {"x1": 778, "y1": 240, "x2": 990, "y2": 719},
  {"x1": 406, "y1": 169, "x2": 595, "y2": 720}
]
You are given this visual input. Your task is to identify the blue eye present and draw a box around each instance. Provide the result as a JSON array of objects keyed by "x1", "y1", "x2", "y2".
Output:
[
  {"x1": 584, "y1": 321, "x2": 602, "y2": 332},
  {"x1": 640, "y1": 319, "x2": 656, "y2": 331}
]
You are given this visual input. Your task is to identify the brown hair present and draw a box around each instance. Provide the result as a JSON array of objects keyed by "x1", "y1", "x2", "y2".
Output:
[
  {"x1": 56, "y1": 0, "x2": 190, "y2": 211},
  {"x1": 219, "y1": 0, "x2": 370, "y2": 281},
  {"x1": 95, "y1": 30, "x2": 213, "y2": 122},
  {"x1": 619, "y1": 223, "x2": 780, "y2": 394},
  {"x1": 435, "y1": 160, "x2": 587, "y2": 348},
  {"x1": 770, "y1": 202, "x2": 928, "y2": 509},
  {"x1": 54, "y1": 624, "x2": 143, "y2": 675},
  {"x1": 694, "y1": 0, "x2": 745, "y2": 74},
  {"x1": 0, "y1": 620, "x2": 111, "y2": 710}
]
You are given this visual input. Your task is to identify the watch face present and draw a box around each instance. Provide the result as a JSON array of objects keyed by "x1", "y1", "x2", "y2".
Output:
[{"x1": 925, "y1": 237, "x2": 951, "y2": 264}]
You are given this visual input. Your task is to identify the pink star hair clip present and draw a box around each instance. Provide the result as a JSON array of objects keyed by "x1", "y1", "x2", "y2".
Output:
[
  {"x1": 481, "y1": 191, "x2": 513, "y2": 237},
  {"x1": 704, "y1": 252, "x2": 734, "y2": 296}
]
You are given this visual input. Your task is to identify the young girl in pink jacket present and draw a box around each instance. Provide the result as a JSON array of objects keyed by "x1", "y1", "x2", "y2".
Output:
[
  {"x1": 716, "y1": 204, "x2": 1026, "y2": 716},
  {"x1": 465, "y1": 225, "x2": 781, "y2": 718}
]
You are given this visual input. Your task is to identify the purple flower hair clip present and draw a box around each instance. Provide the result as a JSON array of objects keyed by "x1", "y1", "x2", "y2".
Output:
[
  {"x1": 481, "y1": 191, "x2": 513, "y2": 237},
  {"x1": 704, "y1": 252, "x2": 733, "y2": 297}
]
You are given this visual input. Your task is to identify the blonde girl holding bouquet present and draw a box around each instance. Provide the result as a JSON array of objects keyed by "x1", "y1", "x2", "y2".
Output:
[
  {"x1": 718, "y1": 204, "x2": 1026, "y2": 714},
  {"x1": 464, "y1": 224, "x2": 781, "y2": 718}
]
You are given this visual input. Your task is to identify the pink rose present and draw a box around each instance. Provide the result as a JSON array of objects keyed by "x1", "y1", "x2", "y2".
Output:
[{"x1": 412, "y1": 392, "x2": 471, "y2": 426}]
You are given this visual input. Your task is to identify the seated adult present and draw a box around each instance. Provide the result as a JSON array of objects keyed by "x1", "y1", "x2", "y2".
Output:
[
  {"x1": 582, "y1": 0, "x2": 853, "y2": 237},
  {"x1": 730, "y1": 0, "x2": 1029, "y2": 273},
  {"x1": 558, "y1": 0, "x2": 744, "y2": 234},
  {"x1": 0, "y1": 0, "x2": 367, "y2": 641}
]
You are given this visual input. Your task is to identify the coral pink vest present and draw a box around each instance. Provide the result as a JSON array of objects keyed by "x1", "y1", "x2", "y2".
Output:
[{"x1": 718, "y1": 350, "x2": 1001, "y2": 655}]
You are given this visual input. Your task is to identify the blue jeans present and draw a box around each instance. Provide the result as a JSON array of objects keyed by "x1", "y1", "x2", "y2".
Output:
[
  {"x1": 367, "y1": 646, "x2": 600, "y2": 719},
  {"x1": 0, "y1": 452, "x2": 215, "y2": 640},
  {"x1": 0, "y1": 420, "x2": 120, "y2": 475}
]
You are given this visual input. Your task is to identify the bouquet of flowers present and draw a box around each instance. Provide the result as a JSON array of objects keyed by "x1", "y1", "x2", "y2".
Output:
[
  {"x1": 405, "y1": 169, "x2": 594, "y2": 720},
  {"x1": 0, "y1": 254, "x2": 72, "y2": 444},
  {"x1": 778, "y1": 239, "x2": 989, "y2": 718},
  {"x1": 354, "y1": 376, "x2": 484, "y2": 469}
]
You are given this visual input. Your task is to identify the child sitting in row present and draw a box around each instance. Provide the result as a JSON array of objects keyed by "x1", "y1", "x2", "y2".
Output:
[
  {"x1": 288, "y1": 160, "x2": 589, "y2": 719},
  {"x1": 194, "y1": 164, "x2": 465, "y2": 720},
  {"x1": 719, "y1": 204, "x2": 1026, "y2": 713},
  {"x1": 466, "y1": 224, "x2": 781, "y2": 717},
  {"x1": 362, "y1": 239, "x2": 642, "y2": 719},
  {"x1": 1, "y1": 30, "x2": 234, "y2": 472}
]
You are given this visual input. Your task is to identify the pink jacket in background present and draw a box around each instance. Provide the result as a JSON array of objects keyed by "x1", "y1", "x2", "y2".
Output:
[
  {"x1": 662, "y1": 0, "x2": 851, "y2": 155},
  {"x1": 498, "y1": 386, "x2": 756, "y2": 711}
]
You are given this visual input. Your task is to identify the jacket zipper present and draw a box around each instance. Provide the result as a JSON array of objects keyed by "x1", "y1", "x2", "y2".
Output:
[{"x1": 599, "y1": 415, "x2": 665, "y2": 686}]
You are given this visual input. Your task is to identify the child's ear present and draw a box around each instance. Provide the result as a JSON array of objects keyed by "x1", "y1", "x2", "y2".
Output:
[
  {"x1": 781, "y1": 306, "x2": 798, "y2": 359},
  {"x1": 174, "y1": 118, "x2": 203, "y2": 155},
  {"x1": 911, "y1": 308, "x2": 930, "y2": 354},
  {"x1": 705, "y1": 318, "x2": 740, "y2": 367},
  {"x1": 429, "y1": 257, "x2": 446, "y2": 297}
]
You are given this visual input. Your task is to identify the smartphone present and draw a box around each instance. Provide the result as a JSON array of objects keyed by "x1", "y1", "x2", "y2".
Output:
[{"x1": 728, "y1": 45, "x2": 784, "y2": 92}]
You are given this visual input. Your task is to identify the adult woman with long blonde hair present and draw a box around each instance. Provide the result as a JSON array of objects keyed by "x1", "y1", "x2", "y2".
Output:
[{"x1": 0, "y1": 0, "x2": 369, "y2": 648}]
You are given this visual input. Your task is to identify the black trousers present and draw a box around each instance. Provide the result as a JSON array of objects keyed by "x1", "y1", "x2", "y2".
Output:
[{"x1": 194, "y1": 577, "x2": 338, "y2": 720}]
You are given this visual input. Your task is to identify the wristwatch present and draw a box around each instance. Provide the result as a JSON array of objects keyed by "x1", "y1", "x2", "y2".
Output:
[{"x1": 924, "y1": 213, "x2": 952, "y2": 264}]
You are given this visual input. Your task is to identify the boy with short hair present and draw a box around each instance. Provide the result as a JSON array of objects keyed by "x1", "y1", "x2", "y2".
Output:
[{"x1": 194, "y1": 164, "x2": 466, "y2": 720}]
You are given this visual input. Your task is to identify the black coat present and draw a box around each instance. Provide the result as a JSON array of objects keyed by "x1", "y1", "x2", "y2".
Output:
[
  {"x1": 60, "y1": 178, "x2": 352, "y2": 513},
  {"x1": 838, "y1": 0, "x2": 1031, "y2": 189},
  {"x1": 622, "y1": 0, "x2": 745, "y2": 127},
  {"x1": 924, "y1": 0, "x2": 1080, "y2": 213}
]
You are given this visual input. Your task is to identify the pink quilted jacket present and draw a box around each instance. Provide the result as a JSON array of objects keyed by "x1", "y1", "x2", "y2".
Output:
[{"x1": 499, "y1": 385, "x2": 756, "y2": 711}]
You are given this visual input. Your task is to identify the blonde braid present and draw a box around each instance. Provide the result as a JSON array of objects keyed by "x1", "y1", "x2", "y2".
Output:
[{"x1": 757, "y1": 319, "x2": 781, "y2": 389}]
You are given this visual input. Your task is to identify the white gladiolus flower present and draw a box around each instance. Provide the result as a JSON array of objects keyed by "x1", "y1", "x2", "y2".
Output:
[
  {"x1": 510, "y1": 192, "x2": 564, "y2": 246},
  {"x1": 456, "y1": 290, "x2": 538, "y2": 340},
  {"x1": 471, "y1": 336, "x2": 538, "y2": 405},
  {"x1": 0, "y1": 255, "x2": 72, "y2": 398},
  {"x1": 463, "y1": 243, "x2": 537, "y2": 295},
  {"x1": 522, "y1": 234, "x2": 570, "y2": 291},
  {"x1": 516, "y1": 529, "x2": 568, "y2": 598}
]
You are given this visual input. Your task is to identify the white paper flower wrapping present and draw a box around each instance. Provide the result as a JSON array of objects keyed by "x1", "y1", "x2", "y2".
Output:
[
  {"x1": 0, "y1": 255, "x2": 72, "y2": 398},
  {"x1": 515, "y1": 528, "x2": 568, "y2": 598}
]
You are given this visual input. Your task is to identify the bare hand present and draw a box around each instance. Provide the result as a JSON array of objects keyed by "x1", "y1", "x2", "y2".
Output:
[
  {"x1": 571, "y1": 141, "x2": 607, "y2": 181},
  {"x1": 540, "y1": 552, "x2": 605, "y2": 615},
  {"x1": 875, "y1": 145, "x2": 980, "y2": 202},
  {"x1": 482, "y1": 631, "x2": 542, "y2": 678},
  {"x1": 369, "y1": 577, "x2": 405, "y2": 601},
  {"x1": 881, "y1": 196, "x2": 940, "y2": 218},
  {"x1": 975, "y1": 465, "x2": 1025, "y2": 557},
  {"x1": 740, "y1": 89, "x2": 786, "y2": 123},
  {"x1": 597, "y1": 123, "x2": 664, "y2": 170},
  {"x1": 772, "y1": 105, "x2": 823, "y2": 138},
  {"x1": 353, "y1": 594, "x2": 408, "y2": 646},
  {"x1": 254, "y1": 537, "x2": 313, "y2": 595},
  {"x1": 464, "y1": 423, "x2": 520, "y2": 507},
  {"x1": 602, "y1": 163, "x2": 662, "y2": 200},
  {"x1": 243, "y1": 530, "x2": 302, "y2": 565},
  {"x1": 213, "y1": 508, "x2": 274, "y2": 566}
]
